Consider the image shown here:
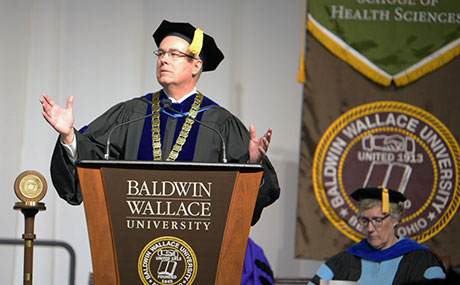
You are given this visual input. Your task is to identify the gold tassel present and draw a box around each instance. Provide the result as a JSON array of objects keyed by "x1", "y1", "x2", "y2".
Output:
[
  {"x1": 189, "y1": 28, "x2": 204, "y2": 56},
  {"x1": 382, "y1": 188, "x2": 390, "y2": 214},
  {"x1": 297, "y1": 0, "x2": 307, "y2": 84},
  {"x1": 297, "y1": 50, "x2": 306, "y2": 83},
  {"x1": 394, "y1": 43, "x2": 460, "y2": 86}
]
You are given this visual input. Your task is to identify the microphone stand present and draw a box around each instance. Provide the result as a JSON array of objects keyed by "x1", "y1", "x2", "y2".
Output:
[
  {"x1": 162, "y1": 100, "x2": 228, "y2": 163},
  {"x1": 103, "y1": 98, "x2": 227, "y2": 163},
  {"x1": 104, "y1": 112, "x2": 156, "y2": 160}
]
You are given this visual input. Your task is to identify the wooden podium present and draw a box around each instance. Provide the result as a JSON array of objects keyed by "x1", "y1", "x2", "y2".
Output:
[{"x1": 76, "y1": 160, "x2": 263, "y2": 285}]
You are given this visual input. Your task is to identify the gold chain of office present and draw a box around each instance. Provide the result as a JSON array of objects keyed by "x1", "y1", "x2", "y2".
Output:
[{"x1": 151, "y1": 91, "x2": 203, "y2": 161}]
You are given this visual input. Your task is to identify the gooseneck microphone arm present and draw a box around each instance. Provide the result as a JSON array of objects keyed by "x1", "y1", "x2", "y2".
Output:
[
  {"x1": 104, "y1": 112, "x2": 155, "y2": 160},
  {"x1": 161, "y1": 99, "x2": 228, "y2": 163},
  {"x1": 103, "y1": 99, "x2": 228, "y2": 162}
]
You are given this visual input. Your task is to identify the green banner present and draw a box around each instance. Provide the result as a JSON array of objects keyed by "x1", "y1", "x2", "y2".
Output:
[
  {"x1": 308, "y1": 0, "x2": 460, "y2": 85},
  {"x1": 296, "y1": 0, "x2": 460, "y2": 266}
]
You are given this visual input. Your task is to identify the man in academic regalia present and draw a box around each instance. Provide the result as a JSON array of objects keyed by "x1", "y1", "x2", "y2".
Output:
[
  {"x1": 41, "y1": 20, "x2": 280, "y2": 284},
  {"x1": 308, "y1": 187, "x2": 446, "y2": 285}
]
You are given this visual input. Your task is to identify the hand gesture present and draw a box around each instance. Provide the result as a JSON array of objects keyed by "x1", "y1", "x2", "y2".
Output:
[
  {"x1": 249, "y1": 124, "x2": 272, "y2": 164},
  {"x1": 40, "y1": 93, "x2": 75, "y2": 144}
]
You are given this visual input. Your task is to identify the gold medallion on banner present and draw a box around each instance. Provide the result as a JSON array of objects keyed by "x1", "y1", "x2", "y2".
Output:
[{"x1": 14, "y1": 171, "x2": 47, "y2": 203}]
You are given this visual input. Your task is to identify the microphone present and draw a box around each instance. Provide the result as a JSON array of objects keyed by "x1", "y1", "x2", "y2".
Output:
[{"x1": 161, "y1": 99, "x2": 228, "y2": 163}]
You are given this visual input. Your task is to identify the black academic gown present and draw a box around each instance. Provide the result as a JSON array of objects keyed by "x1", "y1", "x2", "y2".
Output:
[{"x1": 50, "y1": 91, "x2": 280, "y2": 225}]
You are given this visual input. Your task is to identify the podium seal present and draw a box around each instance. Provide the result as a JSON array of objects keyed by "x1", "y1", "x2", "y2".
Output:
[
  {"x1": 138, "y1": 236, "x2": 197, "y2": 285},
  {"x1": 14, "y1": 170, "x2": 47, "y2": 203}
]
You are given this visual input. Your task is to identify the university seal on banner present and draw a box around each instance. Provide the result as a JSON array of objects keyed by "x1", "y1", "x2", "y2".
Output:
[
  {"x1": 138, "y1": 236, "x2": 197, "y2": 285},
  {"x1": 313, "y1": 101, "x2": 460, "y2": 242}
]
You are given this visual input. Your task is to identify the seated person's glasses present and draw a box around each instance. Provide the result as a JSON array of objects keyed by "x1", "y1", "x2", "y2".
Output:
[
  {"x1": 153, "y1": 49, "x2": 196, "y2": 60},
  {"x1": 357, "y1": 214, "x2": 390, "y2": 227}
]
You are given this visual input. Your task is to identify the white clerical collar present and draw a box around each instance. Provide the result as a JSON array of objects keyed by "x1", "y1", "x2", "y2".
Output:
[{"x1": 164, "y1": 88, "x2": 197, "y2": 104}]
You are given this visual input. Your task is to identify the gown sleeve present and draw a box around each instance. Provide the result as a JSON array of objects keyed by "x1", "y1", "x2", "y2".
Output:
[
  {"x1": 308, "y1": 251, "x2": 361, "y2": 284},
  {"x1": 394, "y1": 249, "x2": 446, "y2": 283}
]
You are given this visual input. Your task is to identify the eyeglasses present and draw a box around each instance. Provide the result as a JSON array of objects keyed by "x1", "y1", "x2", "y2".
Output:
[
  {"x1": 357, "y1": 214, "x2": 390, "y2": 227},
  {"x1": 153, "y1": 49, "x2": 196, "y2": 60}
]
